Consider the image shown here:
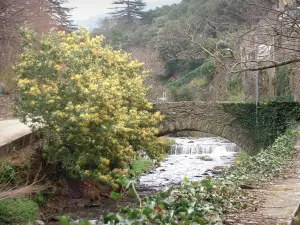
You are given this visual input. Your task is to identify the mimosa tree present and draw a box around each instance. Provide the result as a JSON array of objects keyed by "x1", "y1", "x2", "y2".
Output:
[{"x1": 15, "y1": 28, "x2": 166, "y2": 187}]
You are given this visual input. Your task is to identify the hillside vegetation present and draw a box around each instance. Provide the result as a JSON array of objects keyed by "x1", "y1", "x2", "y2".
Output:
[{"x1": 92, "y1": 0, "x2": 275, "y2": 101}]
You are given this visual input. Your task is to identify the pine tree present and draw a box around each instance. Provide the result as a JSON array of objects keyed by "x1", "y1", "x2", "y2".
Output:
[
  {"x1": 110, "y1": 0, "x2": 146, "y2": 23},
  {"x1": 47, "y1": 0, "x2": 74, "y2": 30}
]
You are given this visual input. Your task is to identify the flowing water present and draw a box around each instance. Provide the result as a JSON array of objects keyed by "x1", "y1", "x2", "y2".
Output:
[
  {"x1": 138, "y1": 137, "x2": 239, "y2": 190},
  {"x1": 57, "y1": 136, "x2": 239, "y2": 223}
]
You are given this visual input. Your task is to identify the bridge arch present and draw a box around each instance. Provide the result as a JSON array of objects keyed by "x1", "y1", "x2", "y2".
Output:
[{"x1": 153, "y1": 102, "x2": 256, "y2": 152}]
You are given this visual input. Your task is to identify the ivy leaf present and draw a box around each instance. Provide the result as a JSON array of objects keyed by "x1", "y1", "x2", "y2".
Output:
[
  {"x1": 57, "y1": 216, "x2": 71, "y2": 225},
  {"x1": 194, "y1": 216, "x2": 206, "y2": 225},
  {"x1": 142, "y1": 207, "x2": 154, "y2": 216},
  {"x1": 111, "y1": 192, "x2": 122, "y2": 200},
  {"x1": 128, "y1": 211, "x2": 139, "y2": 219},
  {"x1": 79, "y1": 219, "x2": 92, "y2": 225}
]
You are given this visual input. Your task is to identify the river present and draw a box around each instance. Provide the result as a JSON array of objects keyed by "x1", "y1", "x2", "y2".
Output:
[
  {"x1": 60, "y1": 136, "x2": 239, "y2": 223},
  {"x1": 138, "y1": 136, "x2": 238, "y2": 190}
]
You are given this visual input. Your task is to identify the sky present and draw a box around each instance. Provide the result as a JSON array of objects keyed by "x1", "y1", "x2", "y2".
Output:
[{"x1": 64, "y1": 0, "x2": 182, "y2": 21}]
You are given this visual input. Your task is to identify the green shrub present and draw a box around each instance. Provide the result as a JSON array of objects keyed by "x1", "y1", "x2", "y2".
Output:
[
  {"x1": 188, "y1": 78, "x2": 208, "y2": 89},
  {"x1": 169, "y1": 86, "x2": 194, "y2": 101},
  {"x1": 129, "y1": 158, "x2": 153, "y2": 176},
  {"x1": 167, "y1": 66, "x2": 202, "y2": 87},
  {"x1": 164, "y1": 59, "x2": 202, "y2": 79},
  {"x1": 227, "y1": 77, "x2": 242, "y2": 92},
  {"x1": 200, "y1": 57, "x2": 216, "y2": 82},
  {"x1": 224, "y1": 130, "x2": 297, "y2": 184},
  {"x1": 235, "y1": 151, "x2": 250, "y2": 164},
  {"x1": 227, "y1": 91, "x2": 245, "y2": 102},
  {"x1": 227, "y1": 74, "x2": 245, "y2": 102},
  {"x1": 15, "y1": 28, "x2": 165, "y2": 185},
  {"x1": 33, "y1": 193, "x2": 48, "y2": 206},
  {"x1": 0, "y1": 198, "x2": 38, "y2": 225},
  {"x1": 166, "y1": 57, "x2": 216, "y2": 88},
  {"x1": 0, "y1": 163, "x2": 15, "y2": 183}
]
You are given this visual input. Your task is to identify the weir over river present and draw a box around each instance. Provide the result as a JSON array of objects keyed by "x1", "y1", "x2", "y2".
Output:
[{"x1": 138, "y1": 137, "x2": 239, "y2": 189}]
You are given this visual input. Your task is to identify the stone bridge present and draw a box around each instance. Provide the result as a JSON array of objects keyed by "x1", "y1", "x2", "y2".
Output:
[{"x1": 153, "y1": 102, "x2": 255, "y2": 152}]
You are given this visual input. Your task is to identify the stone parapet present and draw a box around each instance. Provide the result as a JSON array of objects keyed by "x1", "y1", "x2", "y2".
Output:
[{"x1": 153, "y1": 102, "x2": 256, "y2": 152}]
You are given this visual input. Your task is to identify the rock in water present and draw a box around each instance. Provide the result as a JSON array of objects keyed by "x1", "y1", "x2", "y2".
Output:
[{"x1": 35, "y1": 220, "x2": 45, "y2": 225}]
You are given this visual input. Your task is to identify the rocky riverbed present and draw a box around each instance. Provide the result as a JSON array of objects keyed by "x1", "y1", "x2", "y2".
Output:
[
  {"x1": 138, "y1": 137, "x2": 239, "y2": 190},
  {"x1": 48, "y1": 136, "x2": 239, "y2": 224}
]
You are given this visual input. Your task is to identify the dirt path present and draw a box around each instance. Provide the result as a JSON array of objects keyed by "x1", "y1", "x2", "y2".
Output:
[{"x1": 227, "y1": 135, "x2": 300, "y2": 225}]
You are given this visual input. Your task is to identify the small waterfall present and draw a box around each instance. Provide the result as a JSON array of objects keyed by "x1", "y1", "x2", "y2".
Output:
[
  {"x1": 138, "y1": 137, "x2": 238, "y2": 190},
  {"x1": 169, "y1": 138, "x2": 239, "y2": 155}
]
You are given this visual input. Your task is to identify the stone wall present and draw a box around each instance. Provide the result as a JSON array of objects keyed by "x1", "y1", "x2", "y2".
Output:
[{"x1": 153, "y1": 102, "x2": 256, "y2": 152}]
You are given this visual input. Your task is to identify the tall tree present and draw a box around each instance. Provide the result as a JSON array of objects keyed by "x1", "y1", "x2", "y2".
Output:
[
  {"x1": 47, "y1": 0, "x2": 74, "y2": 30},
  {"x1": 0, "y1": 0, "x2": 73, "y2": 90},
  {"x1": 110, "y1": 0, "x2": 146, "y2": 23}
]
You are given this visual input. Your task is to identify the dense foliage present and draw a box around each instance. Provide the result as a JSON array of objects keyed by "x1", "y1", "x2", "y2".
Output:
[
  {"x1": 129, "y1": 158, "x2": 154, "y2": 176},
  {"x1": 91, "y1": 0, "x2": 277, "y2": 102},
  {"x1": 0, "y1": 163, "x2": 15, "y2": 184},
  {"x1": 103, "y1": 178, "x2": 241, "y2": 225},
  {"x1": 0, "y1": 0, "x2": 74, "y2": 91},
  {"x1": 0, "y1": 198, "x2": 38, "y2": 225},
  {"x1": 47, "y1": 0, "x2": 74, "y2": 29},
  {"x1": 95, "y1": 0, "x2": 271, "y2": 71},
  {"x1": 169, "y1": 86, "x2": 194, "y2": 101},
  {"x1": 224, "y1": 130, "x2": 297, "y2": 184},
  {"x1": 167, "y1": 58, "x2": 216, "y2": 88},
  {"x1": 103, "y1": 130, "x2": 297, "y2": 224},
  {"x1": 15, "y1": 28, "x2": 166, "y2": 186},
  {"x1": 110, "y1": 0, "x2": 146, "y2": 23},
  {"x1": 223, "y1": 102, "x2": 300, "y2": 149},
  {"x1": 60, "y1": 130, "x2": 297, "y2": 224}
]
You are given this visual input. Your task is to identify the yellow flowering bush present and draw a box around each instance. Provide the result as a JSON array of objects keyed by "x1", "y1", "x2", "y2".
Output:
[{"x1": 15, "y1": 28, "x2": 165, "y2": 183}]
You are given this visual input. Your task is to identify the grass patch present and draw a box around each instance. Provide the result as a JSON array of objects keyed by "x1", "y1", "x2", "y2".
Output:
[
  {"x1": 235, "y1": 151, "x2": 250, "y2": 164},
  {"x1": 0, "y1": 198, "x2": 38, "y2": 225},
  {"x1": 129, "y1": 158, "x2": 154, "y2": 176}
]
